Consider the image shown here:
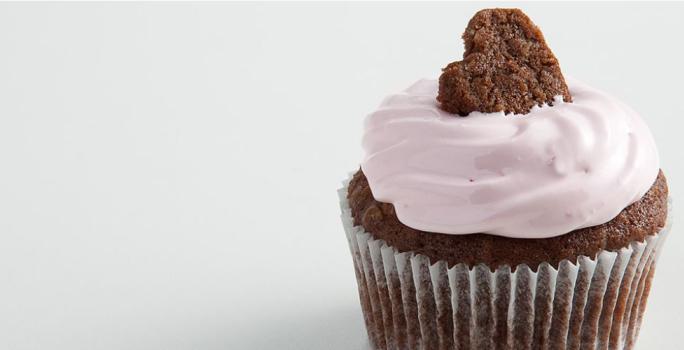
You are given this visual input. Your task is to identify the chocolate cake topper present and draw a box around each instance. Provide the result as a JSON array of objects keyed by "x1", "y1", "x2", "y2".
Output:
[{"x1": 437, "y1": 8, "x2": 572, "y2": 116}]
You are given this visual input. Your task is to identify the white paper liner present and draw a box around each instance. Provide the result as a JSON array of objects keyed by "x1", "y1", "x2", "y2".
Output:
[{"x1": 339, "y1": 179, "x2": 670, "y2": 350}]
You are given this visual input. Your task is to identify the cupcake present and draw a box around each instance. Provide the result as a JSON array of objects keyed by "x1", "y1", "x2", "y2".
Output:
[{"x1": 339, "y1": 8, "x2": 669, "y2": 350}]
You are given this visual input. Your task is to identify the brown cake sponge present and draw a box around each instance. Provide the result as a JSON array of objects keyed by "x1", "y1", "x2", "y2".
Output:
[
  {"x1": 347, "y1": 169, "x2": 668, "y2": 270},
  {"x1": 437, "y1": 8, "x2": 572, "y2": 116},
  {"x1": 348, "y1": 8, "x2": 667, "y2": 269}
]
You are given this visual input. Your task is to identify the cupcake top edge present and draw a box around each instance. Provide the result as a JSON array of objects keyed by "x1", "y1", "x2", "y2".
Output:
[{"x1": 359, "y1": 8, "x2": 660, "y2": 239}]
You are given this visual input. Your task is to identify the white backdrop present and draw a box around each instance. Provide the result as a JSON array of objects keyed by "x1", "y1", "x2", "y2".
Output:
[{"x1": 0, "y1": 3, "x2": 682, "y2": 349}]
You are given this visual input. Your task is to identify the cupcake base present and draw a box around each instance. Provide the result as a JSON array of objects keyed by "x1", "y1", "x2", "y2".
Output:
[{"x1": 339, "y1": 183, "x2": 670, "y2": 350}]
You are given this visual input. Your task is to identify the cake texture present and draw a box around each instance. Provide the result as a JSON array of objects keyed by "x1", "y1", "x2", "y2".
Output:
[
  {"x1": 340, "y1": 188, "x2": 668, "y2": 350},
  {"x1": 437, "y1": 8, "x2": 571, "y2": 116},
  {"x1": 341, "y1": 7, "x2": 669, "y2": 350},
  {"x1": 348, "y1": 169, "x2": 668, "y2": 269}
]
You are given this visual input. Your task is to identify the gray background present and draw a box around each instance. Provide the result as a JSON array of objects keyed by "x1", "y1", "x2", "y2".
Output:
[{"x1": 0, "y1": 2, "x2": 682, "y2": 349}]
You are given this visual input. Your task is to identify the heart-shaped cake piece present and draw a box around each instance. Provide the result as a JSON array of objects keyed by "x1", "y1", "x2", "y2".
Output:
[{"x1": 438, "y1": 8, "x2": 572, "y2": 116}]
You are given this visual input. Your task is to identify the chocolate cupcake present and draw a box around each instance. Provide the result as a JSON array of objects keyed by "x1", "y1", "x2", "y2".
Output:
[{"x1": 339, "y1": 8, "x2": 669, "y2": 350}]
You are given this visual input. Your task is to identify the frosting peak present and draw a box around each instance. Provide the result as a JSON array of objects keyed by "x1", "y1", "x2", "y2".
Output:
[{"x1": 361, "y1": 78, "x2": 659, "y2": 238}]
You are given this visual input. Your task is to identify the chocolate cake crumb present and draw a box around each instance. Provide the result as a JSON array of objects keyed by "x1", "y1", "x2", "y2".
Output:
[
  {"x1": 348, "y1": 169, "x2": 668, "y2": 270},
  {"x1": 437, "y1": 8, "x2": 572, "y2": 116}
]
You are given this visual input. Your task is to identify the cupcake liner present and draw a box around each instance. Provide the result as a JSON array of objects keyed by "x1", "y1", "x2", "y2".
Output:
[{"x1": 339, "y1": 180, "x2": 670, "y2": 350}]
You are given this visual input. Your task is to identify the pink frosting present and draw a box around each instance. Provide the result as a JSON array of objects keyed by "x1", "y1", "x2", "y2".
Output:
[{"x1": 361, "y1": 78, "x2": 659, "y2": 238}]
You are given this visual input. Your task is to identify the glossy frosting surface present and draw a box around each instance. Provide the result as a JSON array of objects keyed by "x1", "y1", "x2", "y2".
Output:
[{"x1": 361, "y1": 78, "x2": 659, "y2": 238}]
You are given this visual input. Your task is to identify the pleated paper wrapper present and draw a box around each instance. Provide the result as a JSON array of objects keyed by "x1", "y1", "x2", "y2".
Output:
[{"x1": 339, "y1": 182, "x2": 670, "y2": 350}]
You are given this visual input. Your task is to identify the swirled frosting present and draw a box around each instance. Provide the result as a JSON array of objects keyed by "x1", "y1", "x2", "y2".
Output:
[{"x1": 361, "y1": 78, "x2": 659, "y2": 238}]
